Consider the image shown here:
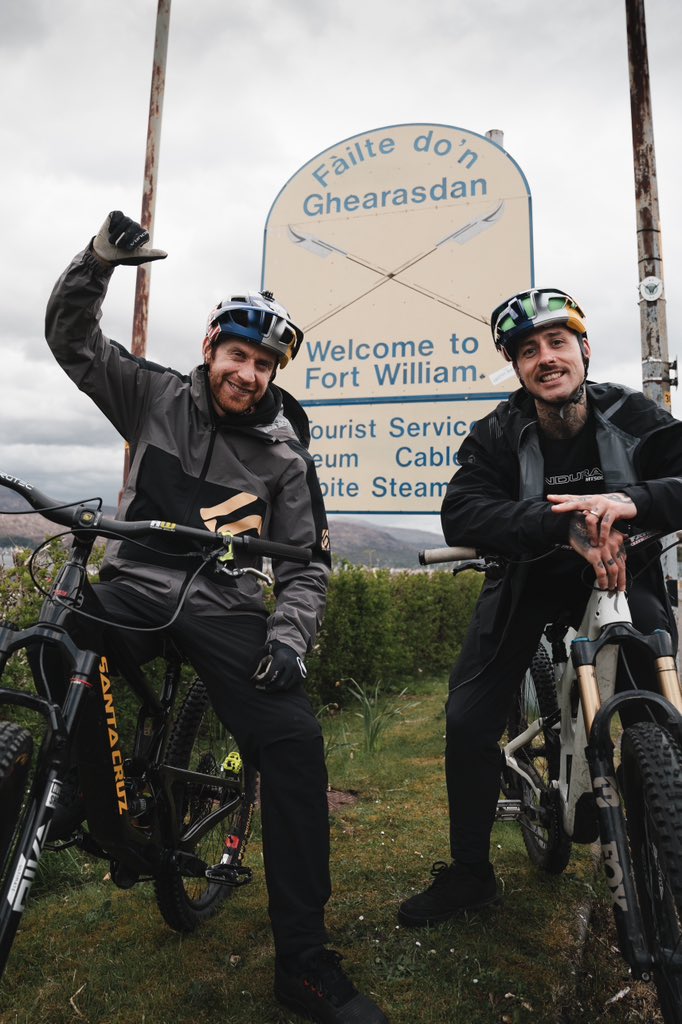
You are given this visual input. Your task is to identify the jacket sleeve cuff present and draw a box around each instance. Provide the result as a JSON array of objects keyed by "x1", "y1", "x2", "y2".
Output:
[
  {"x1": 622, "y1": 484, "x2": 651, "y2": 519},
  {"x1": 540, "y1": 507, "x2": 571, "y2": 544}
]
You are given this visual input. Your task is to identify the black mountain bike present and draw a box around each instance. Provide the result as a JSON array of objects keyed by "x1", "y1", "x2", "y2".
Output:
[{"x1": 0, "y1": 471, "x2": 311, "y2": 980}]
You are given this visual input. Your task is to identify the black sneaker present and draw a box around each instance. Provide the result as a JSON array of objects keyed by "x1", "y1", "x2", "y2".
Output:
[
  {"x1": 274, "y1": 947, "x2": 389, "y2": 1023},
  {"x1": 398, "y1": 860, "x2": 500, "y2": 927}
]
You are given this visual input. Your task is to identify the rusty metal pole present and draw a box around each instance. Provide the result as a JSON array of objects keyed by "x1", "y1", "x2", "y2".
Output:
[
  {"x1": 121, "y1": 0, "x2": 171, "y2": 496},
  {"x1": 625, "y1": 0, "x2": 673, "y2": 406},
  {"x1": 625, "y1": 0, "x2": 679, "y2": 630},
  {"x1": 132, "y1": 0, "x2": 171, "y2": 358}
]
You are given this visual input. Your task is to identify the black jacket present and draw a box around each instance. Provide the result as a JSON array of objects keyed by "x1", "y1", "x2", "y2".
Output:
[{"x1": 441, "y1": 382, "x2": 682, "y2": 673}]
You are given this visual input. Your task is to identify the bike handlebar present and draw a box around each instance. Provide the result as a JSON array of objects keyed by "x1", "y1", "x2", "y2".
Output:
[
  {"x1": 418, "y1": 546, "x2": 478, "y2": 566},
  {"x1": 419, "y1": 528, "x2": 664, "y2": 568},
  {"x1": 0, "y1": 472, "x2": 312, "y2": 565}
]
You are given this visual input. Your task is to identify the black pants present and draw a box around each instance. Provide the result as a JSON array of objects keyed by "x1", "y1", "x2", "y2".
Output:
[
  {"x1": 445, "y1": 564, "x2": 676, "y2": 864},
  {"x1": 51, "y1": 579, "x2": 331, "y2": 958}
]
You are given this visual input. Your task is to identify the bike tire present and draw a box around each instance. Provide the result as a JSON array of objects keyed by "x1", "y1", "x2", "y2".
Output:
[
  {"x1": 153, "y1": 678, "x2": 257, "y2": 932},
  {"x1": 0, "y1": 721, "x2": 34, "y2": 882},
  {"x1": 621, "y1": 722, "x2": 682, "y2": 1024},
  {"x1": 505, "y1": 644, "x2": 572, "y2": 874}
]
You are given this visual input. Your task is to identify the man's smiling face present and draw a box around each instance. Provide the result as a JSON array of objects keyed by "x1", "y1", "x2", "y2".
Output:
[
  {"x1": 202, "y1": 336, "x2": 277, "y2": 416},
  {"x1": 513, "y1": 325, "x2": 590, "y2": 405}
]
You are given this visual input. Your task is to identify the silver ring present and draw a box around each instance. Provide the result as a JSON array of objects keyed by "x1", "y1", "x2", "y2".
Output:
[{"x1": 585, "y1": 509, "x2": 599, "y2": 518}]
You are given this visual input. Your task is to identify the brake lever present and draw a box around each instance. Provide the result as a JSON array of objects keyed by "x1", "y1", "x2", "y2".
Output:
[
  {"x1": 251, "y1": 654, "x2": 273, "y2": 690},
  {"x1": 214, "y1": 564, "x2": 273, "y2": 585}
]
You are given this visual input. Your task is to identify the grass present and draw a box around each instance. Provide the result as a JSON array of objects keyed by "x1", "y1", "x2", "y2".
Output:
[{"x1": 0, "y1": 678, "x2": 665, "y2": 1024}]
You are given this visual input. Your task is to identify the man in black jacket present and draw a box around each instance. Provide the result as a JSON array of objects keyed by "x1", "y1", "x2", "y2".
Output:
[
  {"x1": 45, "y1": 212, "x2": 388, "y2": 1024},
  {"x1": 398, "y1": 287, "x2": 682, "y2": 927}
]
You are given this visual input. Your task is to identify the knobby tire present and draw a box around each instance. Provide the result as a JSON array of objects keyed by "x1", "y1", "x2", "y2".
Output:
[
  {"x1": 0, "y1": 721, "x2": 34, "y2": 883},
  {"x1": 153, "y1": 678, "x2": 257, "y2": 932},
  {"x1": 621, "y1": 722, "x2": 682, "y2": 1024},
  {"x1": 505, "y1": 644, "x2": 572, "y2": 874}
]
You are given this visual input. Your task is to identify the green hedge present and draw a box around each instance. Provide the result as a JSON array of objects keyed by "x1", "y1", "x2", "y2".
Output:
[
  {"x1": 306, "y1": 565, "x2": 482, "y2": 705},
  {"x1": 0, "y1": 551, "x2": 482, "y2": 710}
]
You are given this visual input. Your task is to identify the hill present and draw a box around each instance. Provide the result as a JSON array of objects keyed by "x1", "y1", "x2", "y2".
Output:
[
  {"x1": 328, "y1": 517, "x2": 445, "y2": 568},
  {"x1": 0, "y1": 490, "x2": 445, "y2": 569}
]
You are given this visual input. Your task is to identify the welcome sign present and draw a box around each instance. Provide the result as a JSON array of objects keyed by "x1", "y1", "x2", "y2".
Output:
[{"x1": 262, "y1": 123, "x2": 533, "y2": 513}]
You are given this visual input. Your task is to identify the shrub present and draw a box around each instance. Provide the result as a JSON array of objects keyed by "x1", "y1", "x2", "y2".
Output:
[
  {"x1": 1, "y1": 549, "x2": 482, "y2": 712},
  {"x1": 306, "y1": 566, "x2": 482, "y2": 705}
]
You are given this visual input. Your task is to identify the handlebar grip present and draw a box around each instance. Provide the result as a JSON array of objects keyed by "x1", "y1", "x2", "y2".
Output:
[
  {"x1": 419, "y1": 546, "x2": 478, "y2": 565},
  {"x1": 0, "y1": 473, "x2": 80, "y2": 528},
  {"x1": 235, "y1": 535, "x2": 312, "y2": 565}
]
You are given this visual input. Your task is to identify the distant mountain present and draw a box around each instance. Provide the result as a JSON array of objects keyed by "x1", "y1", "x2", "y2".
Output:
[
  {"x1": 0, "y1": 492, "x2": 116, "y2": 549},
  {"x1": 328, "y1": 518, "x2": 445, "y2": 568},
  {"x1": 0, "y1": 491, "x2": 445, "y2": 569},
  {"x1": 0, "y1": 491, "x2": 54, "y2": 547}
]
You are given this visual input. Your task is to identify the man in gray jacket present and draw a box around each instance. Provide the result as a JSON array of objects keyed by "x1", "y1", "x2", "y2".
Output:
[{"x1": 45, "y1": 211, "x2": 388, "y2": 1024}]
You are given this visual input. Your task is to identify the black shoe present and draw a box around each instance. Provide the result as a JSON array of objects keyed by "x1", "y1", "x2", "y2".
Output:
[
  {"x1": 274, "y1": 947, "x2": 389, "y2": 1023},
  {"x1": 398, "y1": 860, "x2": 500, "y2": 927}
]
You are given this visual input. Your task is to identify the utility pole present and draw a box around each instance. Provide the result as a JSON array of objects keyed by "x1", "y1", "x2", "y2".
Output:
[
  {"x1": 625, "y1": 0, "x2": 679, "y2": 612},
  {"x1": 121, "y1": 0, "x2": 171, "y2": 495},
  {"x1": 132, "y1": 0, "x2": 171, "y2": 360},
  {"x1": 625, "y1": 0, "x2": 675, "y2": 406}
]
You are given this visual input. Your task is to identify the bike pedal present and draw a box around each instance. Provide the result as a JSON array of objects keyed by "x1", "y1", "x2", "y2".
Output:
[
  {"x1": 495, "y1": 799, "x2": 522, "y2": 821},
  {"x1": 205, "y1": 864, "x2": 253, "y2": 887}
]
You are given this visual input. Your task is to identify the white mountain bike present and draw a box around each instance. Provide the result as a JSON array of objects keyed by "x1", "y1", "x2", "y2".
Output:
[{"x1": 421, "y1": 535, "x2": 682, "y2": 1024}]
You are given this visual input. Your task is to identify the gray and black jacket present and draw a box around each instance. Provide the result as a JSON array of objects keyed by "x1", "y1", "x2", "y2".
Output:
[
  {"x1": 441, "y1": 382, "x2": 682, "y2": 672},
  {"x1": 45, "y1": 246, "x2": 331, "y2": 657}
]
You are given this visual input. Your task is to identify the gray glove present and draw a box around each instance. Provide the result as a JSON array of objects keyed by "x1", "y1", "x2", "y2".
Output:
[{"x1": 92, "y1": 210, "x2": 167, "y2": 266}]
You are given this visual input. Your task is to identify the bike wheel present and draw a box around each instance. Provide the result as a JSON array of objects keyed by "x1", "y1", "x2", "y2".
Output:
[
  {"x1": 154, "y1": 678, "x2": 257, "y2": 932},
  {"x1": 0, "y1": 721, "x2": 34, "y2": 881},
  {"x1": 505, "y1": 644, "x2": 572, "y2": 874},
  {"x1": 621, "y1": 722, "x2": 682, "y2": 1024}
]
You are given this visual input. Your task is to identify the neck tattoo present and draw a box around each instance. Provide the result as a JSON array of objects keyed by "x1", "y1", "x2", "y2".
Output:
[{"x1": 535, "y1": 396, "x2": 589, "y2": 439}]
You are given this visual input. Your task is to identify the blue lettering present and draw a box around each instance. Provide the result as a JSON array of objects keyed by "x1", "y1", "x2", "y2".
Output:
[
  {"x1": 312, "y1": 164, "x2": 329, "y2": 187},
  {"x1": 458, "y1": 147, "x2": 478, "y2": 169},
  {"x1": 304, "y1": 193, "x2": 323, "y2": 217}
]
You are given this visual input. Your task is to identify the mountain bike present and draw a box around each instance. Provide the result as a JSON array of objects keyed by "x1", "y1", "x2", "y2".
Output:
[
  {"x1": 420, "y1": 536, "x2": 682, "y2": 1024},
  {"x1": 0, "y1": 471, "x2": 311, "y2": 981}
]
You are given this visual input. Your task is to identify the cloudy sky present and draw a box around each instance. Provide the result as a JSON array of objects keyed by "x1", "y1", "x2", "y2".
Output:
[{"x1": 0, "y1": 0, "x2": 680, "y2": 539}]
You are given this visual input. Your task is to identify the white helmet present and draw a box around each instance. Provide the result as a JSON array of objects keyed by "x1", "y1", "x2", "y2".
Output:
[
  {"x1": 205, "y1": 291, "x2": 303, "y2": 368},
  {"x1": 492, "y1": 288, "x2": 587, "y2": 362}
]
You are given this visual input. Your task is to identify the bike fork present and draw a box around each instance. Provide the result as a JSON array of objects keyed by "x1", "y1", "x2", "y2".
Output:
[
  {"x1": 587, "y1": 734, "x2": 652, "y2": 978},
  {"x1": 0, "y1": 768, "x2": 61, "y2": 977},
  {"x1": 0, "y1": 655, "x2": 97, "y2": 979},
  {"x1": 573, "y1": 630, "x2": 682, "y2": 978}
]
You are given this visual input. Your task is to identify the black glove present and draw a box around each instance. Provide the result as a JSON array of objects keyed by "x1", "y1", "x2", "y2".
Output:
[
  {"x1": 92, "y1": 210, "x2": 168, "y2": 266},
  {"x1": 252, "y1": 640, "x2": 307, "y2": 692}
]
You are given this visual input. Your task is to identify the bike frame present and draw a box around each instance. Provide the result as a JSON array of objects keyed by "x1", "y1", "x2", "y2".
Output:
[
  {"x1": 0, "y1": 471, "x2": 312, "y2": 982},
  {"x1": 0, "y1": 534, "x2": 242, "y2": 976},
  {"x1": 503, "y1": 585, "x2": 682, "y2": 978}
]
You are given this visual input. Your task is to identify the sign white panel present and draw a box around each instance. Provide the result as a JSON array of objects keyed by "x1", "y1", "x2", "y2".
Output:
[{"x1": 262, "y1": 123, "x2": 533, "y2": 513}]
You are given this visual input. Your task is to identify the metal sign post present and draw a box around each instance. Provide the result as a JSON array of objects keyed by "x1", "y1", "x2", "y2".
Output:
[
  {"x1": 121, "y1": 0, "x2": 171, "y2": 497},
  {"x1": 625, "y1": 0, "x2": 679, "y2": 623}
]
